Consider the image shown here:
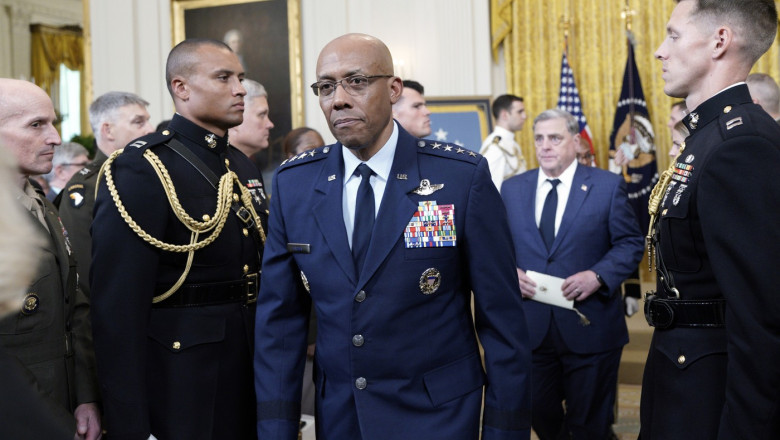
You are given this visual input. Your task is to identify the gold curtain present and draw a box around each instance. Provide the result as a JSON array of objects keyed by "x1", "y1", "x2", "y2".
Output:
[
  {"x1": 492, "y1": 0, "x2": 780, "y2": 172},
  {"x1": 30, "y1": 24, "x2": 89, "y2": 137}
]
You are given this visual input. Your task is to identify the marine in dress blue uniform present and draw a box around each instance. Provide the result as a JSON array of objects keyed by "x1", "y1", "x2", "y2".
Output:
[
  {"x1": 90, "y1": 40, "x2": 267, "y2": 440},
  {"x1": 641, "y1": 1, "x2": 780, "y2": 438},
  {"x1": 255, "y1": 33, "x2": 531, "y2": 440}
]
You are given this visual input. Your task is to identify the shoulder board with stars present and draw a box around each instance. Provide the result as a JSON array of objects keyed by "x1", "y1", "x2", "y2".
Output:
[
  {"x1": 278, "y1": 145, "x2": 330, "y2": 170},
  {"x1": 416, "y1": 140, "x2": 481, "y2": 164},
  {"x1": 124, "y1": 129, "x2": 175, "y2": 151}
]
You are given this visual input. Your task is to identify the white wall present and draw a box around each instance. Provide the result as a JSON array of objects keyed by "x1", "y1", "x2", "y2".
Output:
[
  {"x1": 0, "y1": 0, "x2": 82, "y2": 80},
  {"x1": 88, "y1": 0, "x2": 496, "y2": 139}
]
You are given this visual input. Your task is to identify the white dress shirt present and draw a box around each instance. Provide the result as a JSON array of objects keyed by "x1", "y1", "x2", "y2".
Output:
[
  {"x1": 534, "y1": 160, "x2": 578, "y2": 236},
  {"x1": 342, "y1": 121, "x2": 399, "y2": 249}
]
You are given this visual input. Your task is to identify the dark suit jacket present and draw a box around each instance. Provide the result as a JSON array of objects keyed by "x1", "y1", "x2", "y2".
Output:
[
  {"x1": 255, "y1": 124, "x2": 532, "y2": 440},
  {"x1": 91, "y1": 114, "x2": 267, "y2": 440},
  {"x1": 501, "y1": 164, "x2": 643, "y2": 354},
  {"x1": 641, "y1": 84, "x2": 780, "y2": 440},
  {"x1": 0, "y1": 193, "x2": 99, "y2": 415}
]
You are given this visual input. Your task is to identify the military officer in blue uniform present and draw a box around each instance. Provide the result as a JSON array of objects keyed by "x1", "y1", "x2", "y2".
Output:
[
  {"x1": 91, "y1": 39, "x2": 267, "y2": 440},
  {"x1": 641, "y1": 1, "x2": 780, "y2": 439},
  {"x1": 254, "y1": 33, "x2": 531, "y2": 440}
]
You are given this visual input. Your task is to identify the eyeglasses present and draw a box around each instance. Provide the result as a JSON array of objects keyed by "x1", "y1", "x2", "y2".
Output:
[{"x1": 310, "y1": 74, "x2": 393, "y2": 97}]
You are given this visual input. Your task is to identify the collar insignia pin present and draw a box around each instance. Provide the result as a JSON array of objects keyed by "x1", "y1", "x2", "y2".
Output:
[
  {"x1": 204, "y1": 133, "x2": 217, "y2": 149},
  {"x1": 328, "y1": 174, "x2": 336, "y2": 181},
  {"x1": 396, "y1": 174, "x2": 408, "y2": 180}
]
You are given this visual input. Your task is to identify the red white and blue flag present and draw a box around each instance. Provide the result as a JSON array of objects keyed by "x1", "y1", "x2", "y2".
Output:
[{"x1": 557, "y1": 45, "x2": 595, "y2": 162}]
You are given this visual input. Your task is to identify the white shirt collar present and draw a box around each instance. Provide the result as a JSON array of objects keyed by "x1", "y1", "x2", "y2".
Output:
[
  {"x1": 536, "y1": 159, "x2": 578, "y2": 189},
  {"x1": 343, "y1": 121, "x2": 398, "y2": 184}
]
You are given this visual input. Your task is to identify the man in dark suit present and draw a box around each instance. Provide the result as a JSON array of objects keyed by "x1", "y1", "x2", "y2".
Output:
[
  {"x1": 501, "y1": 108, "x2": 643, "y2": 439},
  {"x1": 254, "y1": 33, "x2": 531, "y2": 440},
  {"x1": 91, "y1": 39, "x2": 267, "y2": 439},
  {"x1": 58, "y1": 91, "x2": 154, "y2": 297},
  {"x1": 641, "y1": 1, "x2": 780, "y2": 438},
  {"x1": 0, "y1": 78, "x2": 101, "y2": 439}
]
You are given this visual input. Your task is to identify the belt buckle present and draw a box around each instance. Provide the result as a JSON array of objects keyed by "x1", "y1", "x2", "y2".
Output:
[
  {"x1": 644, "y1": 292, "x2": 674, "y2": 329},
  {"x1": 236, "y1": 206, "x2": 255, "y2": 228},
  {"x1": 245, "y1": 272, "x2": 258, "y2": 305}
]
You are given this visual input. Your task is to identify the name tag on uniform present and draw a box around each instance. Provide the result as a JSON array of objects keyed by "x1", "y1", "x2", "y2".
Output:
[
  {"x1": 287, "y1": 243, "x2": 311, "y2": 254},
  {"x1": 404, "y1": 201, "x2": 456, "y2": 248}
]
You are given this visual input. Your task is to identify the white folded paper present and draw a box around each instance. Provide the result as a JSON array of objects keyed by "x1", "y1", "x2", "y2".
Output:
[{"x1": 526, "y1": 270, "x2": 574, "y2": 310}]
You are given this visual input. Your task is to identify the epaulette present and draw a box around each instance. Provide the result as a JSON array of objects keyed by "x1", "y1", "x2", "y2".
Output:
[
  {"x1": 278, "y1": 145, "x2": 331, "y2": 170},
  {"x1": 718, "y1": 104, "x2": 755, "y2": 140},
  {"x1": 416, "y1": 139, "x2": 481, "y2": 164},
  {"x1": 125, "y1": 129, "x2": 175, "y2": 152}
]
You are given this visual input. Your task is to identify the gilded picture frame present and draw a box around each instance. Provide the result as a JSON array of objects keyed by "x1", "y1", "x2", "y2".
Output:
[
  {"x1": 172, "y1": 0, "x2": 303, "y2": 172},
  {"x1": 424, "y1": 97, "x2": 493, "y2": 152}
]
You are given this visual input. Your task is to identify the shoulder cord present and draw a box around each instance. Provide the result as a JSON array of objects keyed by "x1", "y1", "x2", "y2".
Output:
[
  {"x1": 97, "y1": 148, "x2": 266, "y2": 303},
  {"x1": 646, "y1": 144, "x2": 686, "y2": 286}
]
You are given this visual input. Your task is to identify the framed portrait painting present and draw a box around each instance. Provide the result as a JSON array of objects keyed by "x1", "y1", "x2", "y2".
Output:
[
  {"x1": 172, "y1": 0, "x2": 303, "y2": 175},
  {"x1": 423, "y1": 97, "x2": 493, "y2": 152}
]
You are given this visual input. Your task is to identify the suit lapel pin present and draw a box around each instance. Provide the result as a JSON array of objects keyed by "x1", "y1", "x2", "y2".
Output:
[
  {"x1": 328, "y1": 175, "x2": 336, "y2": 181},
  {"x1": 396, "y1": 174, "x2": 408, "y2": 180},
  {"x1": 581, "y1": 184, "x2": 588, "y2": 192},
  {"x1": 412, "y1": 179, "x2": 444, "y2": 195}
]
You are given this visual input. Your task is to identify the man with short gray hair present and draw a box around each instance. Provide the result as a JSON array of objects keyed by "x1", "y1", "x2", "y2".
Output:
[
  {"x1": 57, "y1": 91, "x2": 153, "y2": 295},
  {"x1": 502, "y1": 109, "x2": 642, "y2": 439},
  {"x1": 43, "y1": 141, "x2": 88, "y2": 202},
  {"x1": 229, "y1": 79, "x2": 275, "y2": 158}
]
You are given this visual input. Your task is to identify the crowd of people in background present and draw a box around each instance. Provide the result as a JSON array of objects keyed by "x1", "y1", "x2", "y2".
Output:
[{"x1": 1, "y1": 1, "x2": 779, "y2": 439}]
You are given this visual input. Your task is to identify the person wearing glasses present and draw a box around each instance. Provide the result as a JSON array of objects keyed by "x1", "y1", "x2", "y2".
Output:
[
  {"x1": 254, "y1": 33, "x2": 532, "y2": 440},
  {"x1": 42, "y1": 141, "x2": 89, "y2": 202}
]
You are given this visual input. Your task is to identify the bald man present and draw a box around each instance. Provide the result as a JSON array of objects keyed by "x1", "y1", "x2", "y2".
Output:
[
  {"x1": 0, "y1": 79, "x2": 101, "y2": 439},
  {"x1": 255, "y1": 33, "x2": 531, "y2": 440},
  {"x1": 90, "y1": 40, "x2": 267, "y2": 439}
]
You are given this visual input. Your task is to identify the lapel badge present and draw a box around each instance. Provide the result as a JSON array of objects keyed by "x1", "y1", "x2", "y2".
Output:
[
  {"x1": 419, "y1": 268, "x2": 441, "y2": 295},
  {"x1": 687, "y1": 112, "x2": 699, "y2": 130},
  {"x1": 580, "y1": 184, "x2": 588, "y2": 192},
  {"x1": 328, "y1": 174, "x2": 336, "y2": 181},
  {"x1": 412, "y1": 179, "x2": 444, "y2": 195},
  {"x1": 300, "y1": 271, "x2": 311, "y2": 293},
  {"x1": 21, "y1": 293, "x2": 40, "y2": 315},
  {"x1": 725, "y1": 117, "x2": 743, "y2": 130},
  {"x1": 396, "y1": 174, "x2": 408, "y2": 180}
]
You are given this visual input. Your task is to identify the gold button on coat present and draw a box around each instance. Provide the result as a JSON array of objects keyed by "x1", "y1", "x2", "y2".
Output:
[
  {"x1": 677, "y1": 355, "x2": 686, "y2": 365},
  {"x1": 242, "y1": 228, "x2": 249, "y2": 237},
  {"x1": 173, "y1": 341, "x2": 181, "y2": 350}
]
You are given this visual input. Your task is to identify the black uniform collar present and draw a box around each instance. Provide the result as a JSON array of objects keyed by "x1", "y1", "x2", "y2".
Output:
[
  {"x1": 683, "y1": 83, "x2": 752, "y2": 134},
  {"x1": 168, "y1": 114, "x2": 230, "y2": 154}
]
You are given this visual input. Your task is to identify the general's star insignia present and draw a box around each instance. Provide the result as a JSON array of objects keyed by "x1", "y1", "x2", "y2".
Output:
[{"x1": 432, "y1": 142, "x2": 442, "y2": 149}]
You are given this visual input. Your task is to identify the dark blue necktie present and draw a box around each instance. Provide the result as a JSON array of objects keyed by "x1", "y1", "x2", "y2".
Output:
[
  {"x1": 352, "y1": 163, "x2": 375, "y2": 272},
  {"x1": 539, "y1": 178, "x2": 561, "y2": 251}
]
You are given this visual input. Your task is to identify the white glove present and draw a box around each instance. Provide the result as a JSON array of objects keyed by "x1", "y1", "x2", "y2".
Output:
[{"x1": 624, "y1": 296, "x2": 639, "y2": 317}]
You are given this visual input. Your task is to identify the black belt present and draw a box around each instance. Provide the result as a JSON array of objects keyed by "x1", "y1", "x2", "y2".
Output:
[
  {"x1": 153, "y1": 273, "x2": 259, "y2": 308},
  {"x1": 644, "y1": 293, "x2": 726, "y2": 329}
]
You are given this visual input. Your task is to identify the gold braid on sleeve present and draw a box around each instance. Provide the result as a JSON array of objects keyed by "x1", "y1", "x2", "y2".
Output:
[{"x1": 97, "y1": 149, "x2": 266, "y2": 303}]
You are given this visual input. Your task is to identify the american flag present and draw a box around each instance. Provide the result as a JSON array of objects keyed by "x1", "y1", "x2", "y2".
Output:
[{"x1": 557, "y1": 46, "x2": 595, "y2": 159}]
